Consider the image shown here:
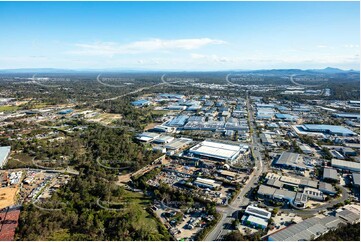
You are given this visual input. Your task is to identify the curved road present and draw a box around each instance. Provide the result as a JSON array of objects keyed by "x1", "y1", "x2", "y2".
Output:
[{"x1": 281, "y1": 185, "x2": 349, "y2": 216}]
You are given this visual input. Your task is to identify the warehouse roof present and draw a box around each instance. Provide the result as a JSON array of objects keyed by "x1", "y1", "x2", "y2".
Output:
[
  {"x1": 331, "y1": 159, "x2": 360, "y2": 172},
  {"x1": 245, "y1": 205, "x2": 271, "y2": 220},
  {"x1": 268, "y1": 216, "x2": 344, "y2": 241},
  {"x1": 352, "y1": 173, "x2": 360, "y2": 186},
  {"x1": 323, "y1": 167, "x2": 339, "y2": 181},
  {"x1": 302, "y1": 124, "x2": 356, "y2": 136},
  {"x1": 275, "y1": 152, "x2": 306, "y2": 170},
  {"x1": 318, "y1": 182, "x2": 336, "y2": 194},
  {"x1": 189, "y1": 141, "x2": 244, "y2": 161},
  {"x1": 336, "y1": 209, "x2": 360, "y2": 224},
  {"x1": 258, "y1": 184, "x2": 276, "y2": 197}
]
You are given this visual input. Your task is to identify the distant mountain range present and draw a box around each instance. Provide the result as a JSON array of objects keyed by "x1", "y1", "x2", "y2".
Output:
[{"x1": 0, "y1": 67, "x2": 358, "y2": 74}]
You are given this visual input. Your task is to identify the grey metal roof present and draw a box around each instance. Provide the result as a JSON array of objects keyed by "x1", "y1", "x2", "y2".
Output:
[
  {"x1": 318, "y1": 182, "x2": 336, "y2": 194},
  {"x1": 336, "y1": 209, "x2": 360, "y2": 224},
  {"x1": 266, "y1": 178, "x2": 284, "y2": 188},
  {"x1": 257, "y1": 184, "x2": 276, "y2": 197},
  {"x1": 323, "y1": 167, "x2": 339, "y2": 180},
  {"x1": 275, "y1": 152, "x2": 306, "y2": 169},
  {"x1": 268, "y1": 216, "x2": 342, "y2": 241},
  {"x1": 352, "y1": 173, "x2": 360, "y2": 186}
]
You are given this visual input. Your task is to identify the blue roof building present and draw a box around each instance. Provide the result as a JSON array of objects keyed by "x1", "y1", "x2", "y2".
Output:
[
  {"x1": 332, "y1": 113, "x2": 360, "y2": 120},
  {"x1": 275, "y1": 113, "x2": 299, "y2": 121},
  {"x1": 167, "y1": 115, "x2": 189, "y2": 127},
  {"x1": 57, "y1": 109, "x2": 73, "y2": 115},
  {"x1": 302, "y1": 124, "x2": 356, "y2": 136},
  {"x1": 131, "y1": 99, "x2": 151, "y2": 107}
]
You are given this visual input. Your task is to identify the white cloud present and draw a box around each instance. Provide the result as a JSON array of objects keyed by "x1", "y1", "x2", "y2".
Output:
[
  {"x1": 69, "y1": 38, "x2": 226, "y2": 56},
  {"x1": 344, "y1": 44, "x2": 360, "y2": 48},
  {"x1": 190, "y1": 53, "x2": 234, "y2": 63}
]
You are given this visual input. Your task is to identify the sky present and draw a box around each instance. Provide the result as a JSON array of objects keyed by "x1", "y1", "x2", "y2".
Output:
[{"x1": 0, "y1": 1, "x2": 359, "y2": 70}]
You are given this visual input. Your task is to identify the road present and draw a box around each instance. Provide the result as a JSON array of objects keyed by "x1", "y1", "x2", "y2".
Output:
[
  {"x1": 205, "y1": 92, "x2": 266, "y2": 241},
  {"x1": 281, "y1": 185, "x2": 349, "y2": 216}
]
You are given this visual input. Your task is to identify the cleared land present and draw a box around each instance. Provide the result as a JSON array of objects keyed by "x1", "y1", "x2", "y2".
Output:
[{"x1": 0, "y1": 187, "x2": 18, "y2": 209}]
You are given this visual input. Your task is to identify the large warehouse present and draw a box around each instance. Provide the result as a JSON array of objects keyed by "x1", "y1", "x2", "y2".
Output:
[
  {"x1": 0, "y1": 146, "x2": 11, "y2": 168},
  {"x1": 294, "y1": 124, "x2": 356, "y2": 136},
  {"x1": 188, "y1": 140, "x2": 248, "y2": 162}
]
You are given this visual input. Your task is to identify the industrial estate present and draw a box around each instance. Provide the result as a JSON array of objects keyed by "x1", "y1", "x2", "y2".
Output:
[{"x1": 0, "y1": 68, "x2": 360, "y2": 241}]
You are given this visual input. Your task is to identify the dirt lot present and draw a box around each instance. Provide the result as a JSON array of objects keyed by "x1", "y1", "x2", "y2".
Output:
[
  {"x1": 87, "y1": 113, "x2": 122, "y2": 125},
  {"x1": 0, "y1": 187, "x2": 18, "y2": 209}
]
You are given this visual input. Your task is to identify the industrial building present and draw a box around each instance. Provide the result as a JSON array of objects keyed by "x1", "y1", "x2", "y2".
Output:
[
  {"x1": 0, "y1": 146, "x2": 11, "y2": 168},
  {"x1": 322, "y1": 167, "x2": 339, "y2": 182},
  {"x1": 257, "y1": 185, "x2": 296, "y2": 202},
  {"x1": 136, "y1": 132, "x2": 160, "y2": 142},
  {"x1": 241, "y1": 205, "x2": 271, "y2": 229},
  {"x1": 260, "y1": 133, "x2": 274, "y2": 146},
  {"x1": 295, "y1": 124, "x2": 356, "y2": 136},
  {"x1": 331, "y1": 159, "x2": 360, "y2": 172},
  {"x1": 318, "y1": 182, "x2": 337, "y2": 195},
  {"x1": 268, "y1": 216, "x2": 345, "y2": 241},
  {"x1": 188, "y1": 141, "x2": 247, "y2": 162},
  {"x1": 275, "y1": 113, "x2": 299, "y2": 122},
  {"x1": 193, "y1": 177, "x2": 221, "y2": 190},
  {"x1": 332, "y1": 113, "x2": 360, "y2": 120},
  {"x1": 274, "y1": 152, "x2": 306, "y2": 170},
  {"x1": 167, "y1": 115, "x2": 189, "y2": 127},
  {"x1": 131, "y1": 99, "x2": 151, "y2": 107}
]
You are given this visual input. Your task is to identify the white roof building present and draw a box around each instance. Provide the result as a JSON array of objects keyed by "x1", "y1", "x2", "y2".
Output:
[{"x1": 189, "y1": 140, "x2": 247, "y2": 162}]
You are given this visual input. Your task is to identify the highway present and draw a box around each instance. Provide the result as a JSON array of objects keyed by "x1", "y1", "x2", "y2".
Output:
[{"x1": 205, "y1": 92, "x2": 266, "y2": 241}]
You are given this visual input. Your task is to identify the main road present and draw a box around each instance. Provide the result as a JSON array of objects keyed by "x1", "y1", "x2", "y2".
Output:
[{"x1": 205, "y1": 92, "x2": 267, "y2": 241}]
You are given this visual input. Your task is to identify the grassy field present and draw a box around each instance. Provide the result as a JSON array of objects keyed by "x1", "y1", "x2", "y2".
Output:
[
  {"x1": 150, "y1": 110, "x2": 169, "y2": 115},
  {"x1": 0, "y1": 105, "x2": 19, "y2": 112},
  {"x1": 6, "y1": 153, "x2": 34, "y2": 169}
]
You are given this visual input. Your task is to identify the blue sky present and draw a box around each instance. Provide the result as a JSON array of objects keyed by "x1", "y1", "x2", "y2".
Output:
[{"x1": 0, "y1": 1, "x2": 359, "y2": 70}]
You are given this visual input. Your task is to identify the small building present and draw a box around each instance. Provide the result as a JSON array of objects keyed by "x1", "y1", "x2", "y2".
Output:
[
  {"x1": 260, "y1": 133, "x2": 274, "y2": 146},
  {"x1": 241, "y1": 205, "x2": 271, "y2": 229},
  {"x1": 322, "y1": 167, "x2": 339, "y2": 182},
  {"x1": 299, "y1": 144, "x2": 313, "y2": 155},
  {"x1": 352, "y1": 173, "x2": 360, "y2": 188},
  {"x1": 293, "y1": 192, "x2": 308, "y2": 208},
  {"x1": 193, "y1": 177, "x2": 221, "y2": 190},
  {"x1": 318, "y1": 182, "x2": 337, "y2": 196},
  {"x1": 244, "y1": 205, "x2": 271, "y2": 220},
  {"x1": 299, "y1": 179, "x2": 319, "y2": 189},
  {"x1": 303, "y1": 187, "x2": 324, "y2": 201},
  {"x1": 57, "y1": 109, "x2": 73, "y2": 115}
]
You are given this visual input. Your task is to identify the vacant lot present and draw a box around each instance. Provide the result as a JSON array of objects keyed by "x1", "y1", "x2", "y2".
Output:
[{"x1": 0, "y1": 187, "x2": 18, "y2": 209}]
